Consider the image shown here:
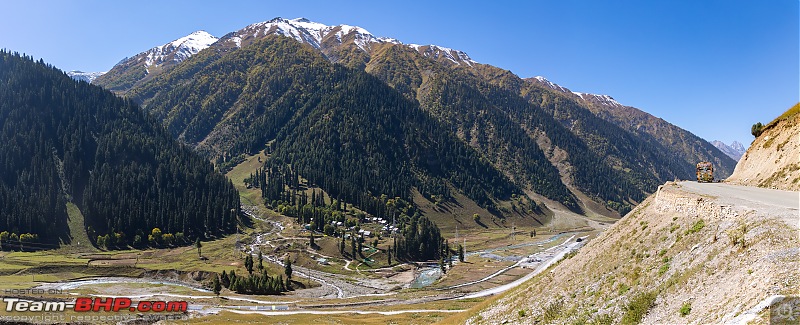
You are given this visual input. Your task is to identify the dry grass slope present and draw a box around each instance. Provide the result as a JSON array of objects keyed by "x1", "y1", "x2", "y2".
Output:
[
  {"x1": 728, "y1": 103, "x2": 800, "y2": 190},
  {"x1": 455, "y1": 182, "x2": 799, "y2": 324}
]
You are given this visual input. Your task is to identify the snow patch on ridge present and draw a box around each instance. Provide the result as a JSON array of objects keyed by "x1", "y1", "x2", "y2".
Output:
[
  {"x1": 406, "y1": 44, "x2": 477, "y2": 66},
  {"x1": 531, "y1": 76, "x2": 624, "y2": 107},
  {"x1": 533, "y1": 76, "x2": 570, "y2": 93},
  {"x1": 66, "y1": 71, "x2": 106, "y2": 83},
  {"x1": 143, "y1": 30, "x2": 218, "y2": 70},
  {"x1": 575, "y1": 93, "x2": 622, "y2": 107},
  {"x1": 230, "y1": 17, "x2": 475, "y2": 65}
]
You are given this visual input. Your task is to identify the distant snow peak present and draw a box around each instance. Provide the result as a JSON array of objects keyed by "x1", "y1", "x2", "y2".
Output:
[
  {"x1": 712, "y1": 140, "x2": 746, "y2": 161},
  {"x1": 234, "y1": 17, "x2": 475, "y2": 65},
  {"x1": 66, "y1": 70, "x2": 106, "y2": 83},
  {"x1": 730, "y1": 141, "x2": 746, "y2": 152},
  {"x1": 144, "y1": 30, "x2": 218, "y2": 70}
]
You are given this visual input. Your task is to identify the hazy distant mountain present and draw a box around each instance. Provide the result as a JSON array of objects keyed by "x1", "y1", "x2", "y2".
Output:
[
  {"x1": 95, "y1": 17, "x2": 736, "y2": 217},
  {"x1": 66, "y1": 70, "x2": 105, "y2": 83},
  {"x1": 711, "y1": 140, "x2": 746, "y2": 161}
]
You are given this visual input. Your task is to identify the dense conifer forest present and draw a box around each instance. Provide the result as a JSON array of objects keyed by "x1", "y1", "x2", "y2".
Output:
[
  {"x1": 0, "y1": 51, "x2": 240, "y2": 249},
  {"x1": 130, "y1": 37, "x2": 519, "y2": 215}
]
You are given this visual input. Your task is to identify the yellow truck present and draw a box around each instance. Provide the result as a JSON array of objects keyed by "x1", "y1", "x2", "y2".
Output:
[{"x1": 696, "y1": 161, "x2": 714, "y2": 183}]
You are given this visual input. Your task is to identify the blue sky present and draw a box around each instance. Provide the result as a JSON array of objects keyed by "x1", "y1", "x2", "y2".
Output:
[{"x1": 1, "y1": 0, "x2": 797, "y2": 147}]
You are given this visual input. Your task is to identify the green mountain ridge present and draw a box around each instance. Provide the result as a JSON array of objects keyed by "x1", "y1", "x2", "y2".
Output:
[
  {"x1": 524, "y1": 76, "x2": 736, "y2": 179},
  {"x1": 0, "y1": 51, "x2": 240, "y2": 248}
]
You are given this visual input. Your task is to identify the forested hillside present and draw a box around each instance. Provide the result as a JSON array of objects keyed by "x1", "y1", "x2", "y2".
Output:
[
  {"x1": 0, "y1": 51, "x2": 240, "y2": 249},
  {"x1": 99, "y1": 17, "x2": 737, "y2": 217},
  {"x1": 127, "y1": 36, "x2": 518, "y2": 217},
  {"x1": 364, "y1": 45, "x2": 655, "y2": 213},
  {"x1": 522, "y1": 75, "x2": 737, "y2": 179}
]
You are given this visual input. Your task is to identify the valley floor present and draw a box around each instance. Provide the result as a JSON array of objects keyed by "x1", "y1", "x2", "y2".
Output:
[{"x1": 0, "y1": 196, "x2": 605, "y2": 324}]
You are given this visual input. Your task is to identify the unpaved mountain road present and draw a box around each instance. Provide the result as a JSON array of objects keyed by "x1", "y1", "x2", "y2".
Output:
[{"x1": 678, "y1": 181, "x2": 799, "y2": 228}]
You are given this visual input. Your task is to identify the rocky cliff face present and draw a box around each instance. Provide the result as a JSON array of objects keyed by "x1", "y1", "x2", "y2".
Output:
[
  {"x1": 463, "y1": 182, "x2": 799, "y2": 324},
  {"x1": 727, "y1": 104, "x2": 800, "y2": 191}
]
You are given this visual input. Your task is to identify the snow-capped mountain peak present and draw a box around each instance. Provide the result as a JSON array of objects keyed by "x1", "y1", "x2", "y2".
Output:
[
  {"x1": 168, "y1": 31, "x2": 217, "y2": 54},
  {"x1": 144, "y1": 30, "x2": 218, "y2": 70},
  {"x1": 232, "y1": 17, "x2": 400, "y2": 52},
  {"x1": 731, "y1": 141, "x2": 746, "y2": 153},
  {"x1": 96, "y1": 17, "x2": 479, "y2": 91},
  {"x1": 225, "y1": 17, "x2": 475, "y2": 65},
  {"x1": 711, "y1": 140, "x2": 746, "y2": 161}
]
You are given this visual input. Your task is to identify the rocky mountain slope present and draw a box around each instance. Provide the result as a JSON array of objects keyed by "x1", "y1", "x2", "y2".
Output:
[
  {"x1": 524, "y1": 76, "x2": 737, "y2": 179},
  {"x1": 712, "y1": 140, "x2": 746, "y2": 161},
  {"x1": 95, "y1": 17, "x2": 736, "y2": 217},
  {"x1": 460, "y1": 181, "x2": 799, "y2": 324},
  {"x1": 95, "y1": 18, "x2": 476, "y2": 93},
  {"x1": 94, "y1": 30, "x2": 218, "y2": 91},
  {"x1": 727, "y1": 103, "x2": 800, "y2": 190}
]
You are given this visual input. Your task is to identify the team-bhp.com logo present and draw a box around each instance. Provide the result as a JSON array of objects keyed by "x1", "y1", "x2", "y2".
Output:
[
  {"x1": 3, "y1": 297, "x2": 188, "y2": 312},
  {"x1": 771, "y1": 296, "x2": 800, "y2": 325}
]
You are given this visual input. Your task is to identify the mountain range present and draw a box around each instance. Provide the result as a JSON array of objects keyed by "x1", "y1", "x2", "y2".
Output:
[
  {"x1": 89, "y1": 17, "x2": 736, "y2": 218},
  {"x1": 460, "y1": 104, "x2": 800, "y2": 324},
  {"x1": 93, "y1": 31, "x2": 218, "y2": 91},
  {"x1": 711, "y1": 140, "x2": 746, "y2": 161}
]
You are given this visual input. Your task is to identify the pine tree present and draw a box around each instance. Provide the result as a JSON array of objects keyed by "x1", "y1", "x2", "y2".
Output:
[
  {"x1": 351, "y1": 235, "x2": 356, "y2": 259},
  {"x1": 221, "y1": 270, "x2": 230, "y2": 288},
  {"x1": 212, "y1": 275, "x2": 221, "y2": 295},
  {"x1": 229, "y1": 270, "x2": 237, "y2": 287},
  {"x1": 245, "y1": 255, "x2": 254, "y2": 274},
  {"x1": 284, "y1": 257, "x2": 292, "y2": 279},
  {"x1": 195, "y1": 238, "x2": 202, "y2": 257}
]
